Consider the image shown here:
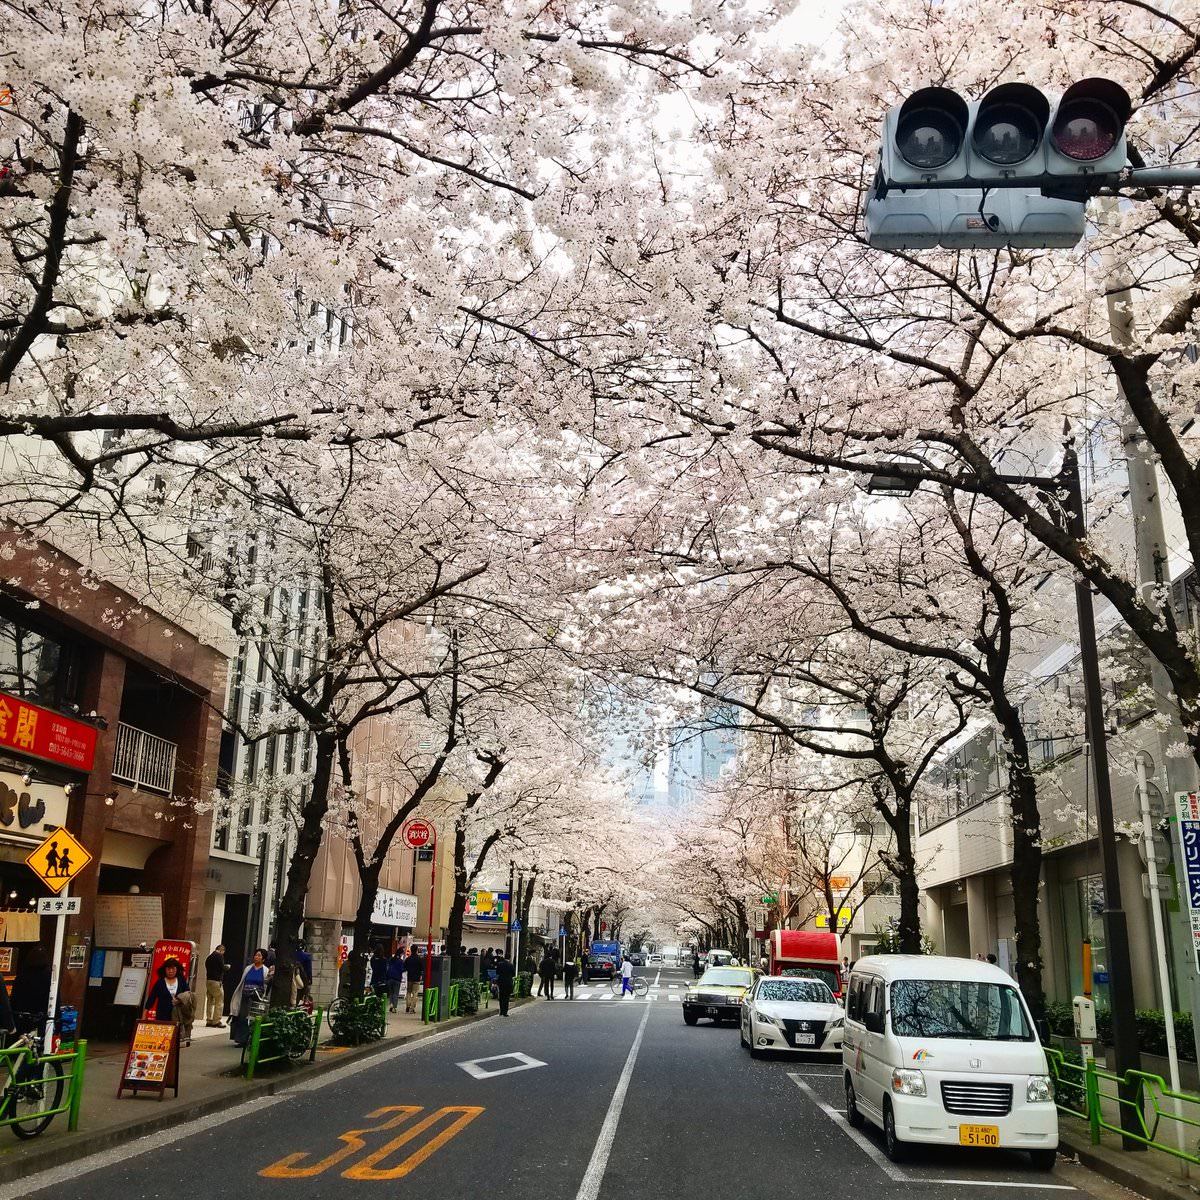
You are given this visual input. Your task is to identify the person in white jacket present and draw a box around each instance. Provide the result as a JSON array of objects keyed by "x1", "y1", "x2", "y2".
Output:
[{"x1": 620, "y1": 954, "x2": 634, "y2": 997}]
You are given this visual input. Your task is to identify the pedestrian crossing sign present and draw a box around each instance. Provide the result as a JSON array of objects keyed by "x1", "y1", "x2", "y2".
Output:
[{"x1": 26, "y1": 825, "x2": 92, "y2": 894}]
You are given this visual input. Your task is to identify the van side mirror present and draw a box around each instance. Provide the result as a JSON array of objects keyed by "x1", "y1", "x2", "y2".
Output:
[
  {"x1": 863, "y1": 1011, "x2": 884, "y2": 1034},
  {"x1": 1035, "y1": 1017, "x2": 1051, "y2": 1044}
]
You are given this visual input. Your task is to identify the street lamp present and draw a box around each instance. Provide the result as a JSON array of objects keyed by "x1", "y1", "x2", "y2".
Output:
[{"x1": 865, "y1": 440, "x2": 1143, "y2": 1145}]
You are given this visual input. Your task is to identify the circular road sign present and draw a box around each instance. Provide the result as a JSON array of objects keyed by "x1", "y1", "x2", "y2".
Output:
[{"x1": 402, "y1": 818, "x2": 434, "y2": 850}]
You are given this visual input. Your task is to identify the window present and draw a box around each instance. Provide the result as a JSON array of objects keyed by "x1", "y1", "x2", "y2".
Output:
[
  {"x1": 890, "y1": 979, "x2": 1033, "y2": 1041},
  {"x1": 0, "y1": 614, "x2": 80, "y2": 708},
  {"x1": 758, "y1": 979, "x2": 834, "y2": 1004},
  {"x1": 847, "y1": 976, "x2": 864, "y2": 1022},
  {"x1": 868, "y1": 978, "x2": 885, "y2": 1024}
]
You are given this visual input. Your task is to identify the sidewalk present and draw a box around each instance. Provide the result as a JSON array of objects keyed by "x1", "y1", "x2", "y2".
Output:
[
  {"x1": 1060, "y1": 1115, "x2": 1200, "y2": 1200},
  {"x1": 0, "y1": 999, "x2": 512, "y2": 1184}
]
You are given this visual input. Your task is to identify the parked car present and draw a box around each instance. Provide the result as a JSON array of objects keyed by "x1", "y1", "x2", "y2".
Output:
[
  {"x1": 648, "y1": 953, "x2": 663, "y2": 965},
  {"x1": 842, "y1": 955, "x2": 1058, "y2": 1170},
  {"x1": 584, "y1": 940, "x2": 622, "y2": 982},
  {"x1": 630, "y1": 952, "x2": 646, "y2": 966},
  {"x1": 682, "y1": 966, "x2": 758, "y2": 1025},
  {"x1": 741, "y1": 976, "x2": 844, "y2": 1057}
]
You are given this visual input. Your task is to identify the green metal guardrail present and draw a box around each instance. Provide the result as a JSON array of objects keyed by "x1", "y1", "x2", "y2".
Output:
[
  {"x1": 423, "y1": 986, "x2": 440, "y2": 1024},
  {"x1": 0, "y1": 1038, "x2": 86, "y2": 1132},
  {"x1": 245, "y1": 1008, "x2": 322, "y2": 1081},
  {"x1": 1046, "y1": 1047, "x2": 1200, "y2": 1163},
  {"x1": 448, "y1": 982, "x2": 460, "y2": 1017}
]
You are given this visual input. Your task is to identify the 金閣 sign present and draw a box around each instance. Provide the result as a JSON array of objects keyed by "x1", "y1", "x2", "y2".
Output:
[{"x1": 0, "y1": 692, "x2": 97, "y2": 772}]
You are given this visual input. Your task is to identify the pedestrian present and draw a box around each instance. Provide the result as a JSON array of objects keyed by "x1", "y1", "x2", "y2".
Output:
[
  {"x1": 386, "y1": 946, "x2": 406, "y2": 1012},
  {"x1": 495, "y1": 953, "x2": 516, "y2": 1016},
  {"x1": 294, "y1": 939, "x2": 313, "y2": 1003},
  {"x1": 563, "y1": 954, "x2": 578, "y2": 999},
  {"x1": 9, "y1": 946, "x2": 51, "y2": 1034},
  {"x1": 841, "y1": 955, "x2": 850, "y2": 981},
  {"x1": 691, "y1": 952, "x2": 702, "y2": 979},
  {"x1": 145, "y1": 957, "x2": 195, "y2": 1046},
  {"x1": 986, "y1": 953, "x2": 998, "y2": 965},
  {"x1": 370, "y1": 945, "x2": 390, "y2": 999},
  {"x1": 204, "y1": 943, "x2": 229, "y2": 1027},
  {"x1": 404, "y1": 945, "x2": 423, "y2": 1014},
  {"x1": 229, "y1": 949, "x2": 272, "y2": 1048},
  {"x1": 538, "y1": 949, "x2": 556, "y2": 999},
  {"x1": 620, "y1": 952, "x2": 634, "y2": 997}
]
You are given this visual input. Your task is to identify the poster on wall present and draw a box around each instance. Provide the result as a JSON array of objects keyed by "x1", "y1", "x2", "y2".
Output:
[
  {"x1": 117, "y1": 1019, "x2": 180, "y2": 1099},
  {"x1": 113, "y1": 966, "x2": 147, "y2": 1006},
  {"x1": 93, "y1": 895, "x2": 164, "y2": 947},
  {"x1": 465, "y1": 891, "x2": 511, "y2": 923},
  {"x1": 0, "y1": 947, "x2": 11, "y2": 973}
]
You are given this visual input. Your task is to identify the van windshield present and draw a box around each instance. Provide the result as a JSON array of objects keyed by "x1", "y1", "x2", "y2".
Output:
[{"x1": 890, "y1": 979, "x2": 1034, "y2": 1041}]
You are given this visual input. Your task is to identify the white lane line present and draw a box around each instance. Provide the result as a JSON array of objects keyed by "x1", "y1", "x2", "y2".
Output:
[
  {"x1": 787, "y1": 1076, "x2": 1073, "y2": 1192},
  {"x1": 789, "y1": 1076, "x2": 906, "y2": 1183},
  {"x1": 574, "y1": 1001, "x2": 652, "y2": 1200},
  {"x1": 653, "y1": 968, "x2": 661, "y2": 988}
]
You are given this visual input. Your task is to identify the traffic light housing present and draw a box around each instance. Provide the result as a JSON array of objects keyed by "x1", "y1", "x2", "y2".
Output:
[{"x1": 867, "y1": 78, "x2": 1131, "y2": 248}]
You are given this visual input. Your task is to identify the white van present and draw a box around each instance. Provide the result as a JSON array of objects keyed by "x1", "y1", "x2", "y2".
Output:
[
  {"x1": 842, "y1": 955, "x2": 1058, "y2": 1169},
  {"x1": 706, "y1": 949, "x2": 734, "y2": 968}
]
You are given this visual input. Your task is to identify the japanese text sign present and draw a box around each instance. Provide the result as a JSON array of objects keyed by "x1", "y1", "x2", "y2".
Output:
[
  {"x1": 0, "y1": 691, "x2": 97, "y2": 772},
  {"x1": 1176, "y1": 793, "x2": 1200, "y2": 969}
]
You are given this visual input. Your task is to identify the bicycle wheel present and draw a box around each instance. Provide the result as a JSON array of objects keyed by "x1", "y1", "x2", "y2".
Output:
[
  {"x1": 609, "y1": 977, "x2": 622, "y2": 996},
  {"x1": 633, "y1": 977, "x2": 649, "y2": 997},
  {"x1": 326, "y1": 997, "x2": 345, "y2": 1035},
  {"x1": 11, "y1": 1058, "x2": 65, "y2": 1139}
]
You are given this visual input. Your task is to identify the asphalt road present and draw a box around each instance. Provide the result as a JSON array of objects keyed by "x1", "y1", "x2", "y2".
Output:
[{"x1": 8, "y1": 966, "x2": 1133, "y2": 1200}]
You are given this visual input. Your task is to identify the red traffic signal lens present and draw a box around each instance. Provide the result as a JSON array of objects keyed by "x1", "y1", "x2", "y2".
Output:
[
  {"x1": 896, "y1": 87, "x2": 967, "y2": 170},
  {"x1": 1051, "y1": 78, "x2": 1131, "y2": 162}
]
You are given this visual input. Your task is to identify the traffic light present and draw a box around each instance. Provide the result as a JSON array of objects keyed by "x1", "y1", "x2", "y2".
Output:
[{"x1": 867, "y1": 77, "x2": 1132, "y2": 248}]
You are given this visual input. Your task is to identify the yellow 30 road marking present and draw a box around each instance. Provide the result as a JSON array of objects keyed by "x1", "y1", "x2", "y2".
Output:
[
  {"x1": 343, "y1": 1107, "x2": 484, "y2": 1180},
  {"x1": 259, "y1": 1107, "x2": 422, "y2": 1178},
  {"x1": 258, "y1": 1104, "x2": 485, "y2": 1181}
]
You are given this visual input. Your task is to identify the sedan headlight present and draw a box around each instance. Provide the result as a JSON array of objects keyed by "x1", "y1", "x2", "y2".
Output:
[
  {"x1": 828, "y1": 1015, "x2": 844, "y2": 1029},
  {"x1": 754, "y1": 1011, "x2": 777, "y2": 1026},
  {"x1": 1026, "y1": 1075, "x2": 1054, "y2": 1104},
  {"x1": 891, "y1": 1068, "x2": 927, "y2": 1096}
]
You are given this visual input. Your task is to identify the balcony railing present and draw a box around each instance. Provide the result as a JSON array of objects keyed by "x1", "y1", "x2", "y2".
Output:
[{"x1": 111, "y1": 722, "x2": 178, "y2": 795}]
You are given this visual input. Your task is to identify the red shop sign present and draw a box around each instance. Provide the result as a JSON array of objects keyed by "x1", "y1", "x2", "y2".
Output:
[{"x1": 0, "y1": 691, "x2": 98, "y2": 772}]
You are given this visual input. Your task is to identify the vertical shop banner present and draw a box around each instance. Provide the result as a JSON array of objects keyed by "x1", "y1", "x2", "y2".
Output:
[{"x1": 1176, "y1": 792, "x2": 1200, "y2": 970}]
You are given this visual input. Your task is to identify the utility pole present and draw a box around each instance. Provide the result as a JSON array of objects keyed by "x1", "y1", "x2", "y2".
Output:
[
  {"x1": 1102, "y1": 210, "x2": 1200, "y2": 1067},
  {"x1": 1063, "y1": 443, "x2": 1144, "y2": 1148}
]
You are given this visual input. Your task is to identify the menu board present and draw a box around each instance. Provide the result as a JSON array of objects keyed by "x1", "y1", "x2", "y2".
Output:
[
  {"x1": 117, "y1": 1019, "x2": 179, "y2": 1099},
  {"x1": 94, "y1": 895, "x2": 163, "y2": 947}
]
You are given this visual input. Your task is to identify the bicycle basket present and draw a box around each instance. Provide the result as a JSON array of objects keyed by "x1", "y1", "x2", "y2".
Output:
[{"x1": 244, "y1": 989, "x2": 270, "y2": 1018}]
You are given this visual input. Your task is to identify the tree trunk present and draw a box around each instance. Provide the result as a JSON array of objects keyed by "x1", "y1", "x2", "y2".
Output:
[
  {"x1": 271, "y1": 730, "x2": 336, "y2": 1007},
  {"x1": 999, "y1": 714, "x2": 1046, "y2": 1018},
  {"x1": 891, "y1": 794, "x2": 923, "y2": 954},
  {"x1": 347, "y1": 856, "x2": 383, "y2": 997},
  {"x1": 444, "y1": 819, "x2": 469, "y2": 959}
]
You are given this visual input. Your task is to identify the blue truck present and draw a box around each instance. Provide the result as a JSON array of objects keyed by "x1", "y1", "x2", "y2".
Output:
[{"x1": 583, "y1": 940, "x2": 622, "y2": 982}]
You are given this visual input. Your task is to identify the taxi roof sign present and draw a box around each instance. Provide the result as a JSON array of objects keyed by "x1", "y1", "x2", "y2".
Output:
[{"x1": 26, "y1": 826, "x2": 92, "y2": 894}]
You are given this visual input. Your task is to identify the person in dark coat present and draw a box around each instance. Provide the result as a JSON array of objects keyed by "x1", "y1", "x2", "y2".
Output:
[
  {"x1": 495, "y1": 954, "x2": 516, "y2": 1017},
  {"x1": 538, "y1": 949, "x2": 556, "y2": 999},
  {"x1": 386, "y1": 948, "x2": 406, "y2": 1012},
  {"x1": 563, "y1": 954, "x2": 578, "y2": 1000},
  {"x1": 370, "y1": 947, "x2": 390, "y2": 998},
  {"x1": 145, "y1": 957, "x2": 194, "y2": 1045}
]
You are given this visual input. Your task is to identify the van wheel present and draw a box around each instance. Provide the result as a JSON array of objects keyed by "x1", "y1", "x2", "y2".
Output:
[
  {"x1": 883, "y1": 1101, "x2": 908, "y2": 1163},
  {"x1": 1029, "y1": 1149, "x2": 1058, "y2": 1171},
  {"x1": 845, "y1": 1076, "x2": 864, "y2": 1129},
  {"x1": 684, "y1": 1010, "x2": 698, "y2": 1026}
]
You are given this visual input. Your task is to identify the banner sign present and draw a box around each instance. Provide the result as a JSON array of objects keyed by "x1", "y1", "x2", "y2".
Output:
[
  {"x1": 0, "y1": 691, "x2": 97, "y2": 772},
  {"x1": 1176, "y1": 793, "x2": 1200, "y2": 969},
  {"x1": 371, "y1": 888, "x2": 418, "y2": 927},
  {"x1": 465, "y1": 891, "x2": 510, "y2": 923},
  {"x1": 117, "y1": 1019, "x2": 180, "y2": 1099}
]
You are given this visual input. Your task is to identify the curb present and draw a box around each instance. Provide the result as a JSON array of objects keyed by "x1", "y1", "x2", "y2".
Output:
[
  {"x1": 1059, "y1": 1131, "x2": 1200, "y2": 1200},
  {"x1": 0, "y1": 1003, "x2": 510, "y2": 1184}
]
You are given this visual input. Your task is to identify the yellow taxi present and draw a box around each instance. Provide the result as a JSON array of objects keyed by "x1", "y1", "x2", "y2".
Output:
[{"x1": 683, "y1": 965, "x2": 759, "y2": 1025}]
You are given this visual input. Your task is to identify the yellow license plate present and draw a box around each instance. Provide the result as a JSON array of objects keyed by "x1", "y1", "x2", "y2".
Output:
[{"x1": 958, "y1": 1124, "x2": 1000, "y2": 1147}]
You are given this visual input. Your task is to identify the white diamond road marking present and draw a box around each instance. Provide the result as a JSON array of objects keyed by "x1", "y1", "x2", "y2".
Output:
[{"x1": 457, "y1": 1051, "x2": 548, "y2": 1080}]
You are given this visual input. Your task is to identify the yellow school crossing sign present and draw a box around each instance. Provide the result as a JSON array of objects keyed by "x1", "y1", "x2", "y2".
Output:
[{"x1": 26, "y1": 826, "x2": 92, "y2": 894}]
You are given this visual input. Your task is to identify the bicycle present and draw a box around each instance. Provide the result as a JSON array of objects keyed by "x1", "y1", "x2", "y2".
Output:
[
  {"x1": 0, "y1": 1018, "x2": 65, "y2": 1140},
  {"x1": 609, "y1": 975, "x2": 649, "y2": 997}
]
